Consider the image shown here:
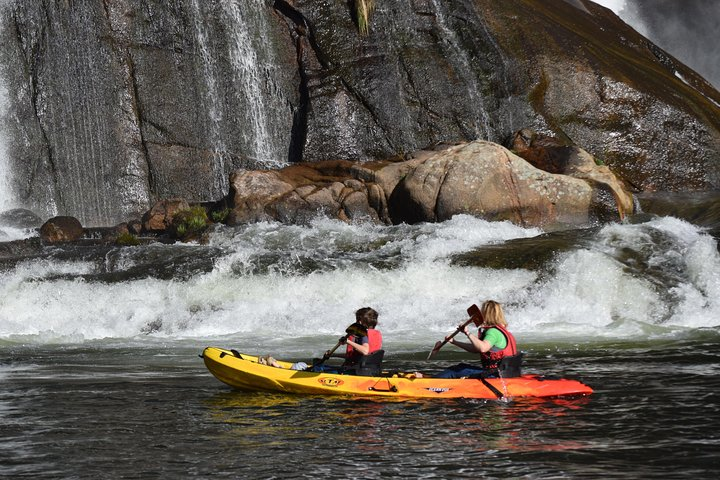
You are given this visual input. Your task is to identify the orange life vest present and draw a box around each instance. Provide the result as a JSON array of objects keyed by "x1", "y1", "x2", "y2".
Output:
[
  {"x1": 480, "y1": 325, "x2": 517, "y2": 370},
  {"x1": 345, "y1": 329, "x2": 382, "y2": 363}
]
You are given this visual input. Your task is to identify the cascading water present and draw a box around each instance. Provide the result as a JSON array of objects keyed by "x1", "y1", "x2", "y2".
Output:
[
  {"x1": 190, "y1": 0, "x2": 230, "y2": 195},
  {"x1": 222, "y1": 0, "x2": 285, "y2": 168},
  {"x1": 186, "y1": 0, "x2": 293, "y2": 196},
  {"x1": 1, "y1": 214, "x2": 718, "y2": 346},
  {"x1": 0, "y1": 2, "x2": 14, "y2": 213},
  {"x1": 0, "y1": 70, "x2": 11, "y2": 213},
  {"x1": 429, "y1": 0, "x2": 493, "y2": 140}
]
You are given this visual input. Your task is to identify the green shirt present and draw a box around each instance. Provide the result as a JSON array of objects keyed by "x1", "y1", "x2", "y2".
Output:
[{"x1": 482, "y1": 327, "x2": 507, "y2": 350}]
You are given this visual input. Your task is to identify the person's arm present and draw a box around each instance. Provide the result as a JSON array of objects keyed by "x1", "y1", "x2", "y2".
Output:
[
  {"x1": 346, "y1": 336, "x2": 370, "y2": 355},
  {"x1": 448, "y1": 325, "x2": 491, "y2": 353}
]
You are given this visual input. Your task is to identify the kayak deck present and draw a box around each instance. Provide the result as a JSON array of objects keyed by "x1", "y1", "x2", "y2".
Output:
[{"x1": 202, "y1": 347, "x2": 593, "y2": 400}]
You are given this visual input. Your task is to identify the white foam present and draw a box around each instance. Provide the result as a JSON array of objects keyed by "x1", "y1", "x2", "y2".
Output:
[
  {"x1": 510, "y1": 217, "x2": 720, "y2": 340},
  {"x1": 1, "y1": 216, "x2": 718, "y2": 345}
]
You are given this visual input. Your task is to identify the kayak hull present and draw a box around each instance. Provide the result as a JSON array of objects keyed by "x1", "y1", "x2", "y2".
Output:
[{"x1": 202, "y1": 347, "x2": 593, "y2": 400}]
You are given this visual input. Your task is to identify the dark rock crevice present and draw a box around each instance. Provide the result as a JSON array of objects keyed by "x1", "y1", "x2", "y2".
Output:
[
  {"x1": 123, "y1": 49, "x2": 155, "y2": 193},
  {"x1": 273, "y1": 0, "x2": 311, "y2": 164}
]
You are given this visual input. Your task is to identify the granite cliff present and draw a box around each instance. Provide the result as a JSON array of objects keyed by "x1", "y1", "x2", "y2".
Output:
[{"x1": 0, "y1": 0, "x2": 717, "y2": 226}]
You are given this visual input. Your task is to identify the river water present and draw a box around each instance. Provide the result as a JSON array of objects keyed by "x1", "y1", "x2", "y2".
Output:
[{"x1": 2, "y1": 198, "x2": 720, "y2": 478}]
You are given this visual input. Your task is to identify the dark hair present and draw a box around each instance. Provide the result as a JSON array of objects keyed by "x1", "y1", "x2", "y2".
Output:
[{"x1": 355, "y1": 307, "x2": 379, "y2": 328}]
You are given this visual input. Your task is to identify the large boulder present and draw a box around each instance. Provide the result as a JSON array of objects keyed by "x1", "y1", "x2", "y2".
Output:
[
  {"x1": 226, "y1": 139, "x2": 633, "y2": 229},
  {"x1": 387, "y1": 141, "x2": 631, "y2": 227},
  {"x1": 39, "y1": 216, "x2": 84, "y2": 243},
  {"x1": 510, "y1": 129, "x2": 635, "y2": 220}
]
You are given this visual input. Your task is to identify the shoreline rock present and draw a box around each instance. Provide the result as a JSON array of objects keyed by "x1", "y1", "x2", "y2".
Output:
[
  {"x1": 7, "y1": 133, "x2": 635, "y2": 248},
  {"x1": 226, "y1": 136, "x2": 633, "y2": 230}
]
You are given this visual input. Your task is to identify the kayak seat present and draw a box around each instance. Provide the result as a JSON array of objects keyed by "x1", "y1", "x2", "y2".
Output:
[
  {"x1": 497, "y1": 352, "x2": 523, "y2": 378},
  {"x1": 355, "y1": 349, "x2": 385, "y2": 376}
]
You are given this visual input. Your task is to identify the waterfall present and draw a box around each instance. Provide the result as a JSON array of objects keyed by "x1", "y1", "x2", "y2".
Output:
[
  {"x1": 0, "y1": 2, "x2": 14, "y2": 212},
  {"x1": 430, "y1": 0, "x2": 493, "y2": 140},
  {"x1": 0, "y1": 73, "x2": 11, "y2": 212},
  {"x1": 221, "y1": 0, "x2": 287, "y2": 168},
  {"x1": 190, "y1": 0, "x2": 230, "y2": 194},
  {"x1": 191, "y1": 0, "x2": 290, "y2": 171}
]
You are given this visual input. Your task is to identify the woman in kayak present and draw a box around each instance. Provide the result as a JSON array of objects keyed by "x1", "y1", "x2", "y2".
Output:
[{"x1": 432, "y1": 300, "x2": 518, "y2": 379}]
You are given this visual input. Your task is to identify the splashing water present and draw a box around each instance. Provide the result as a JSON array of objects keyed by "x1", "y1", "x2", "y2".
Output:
[{"x1": 1, "y1": 214, "x2": 718, "y2": 349}]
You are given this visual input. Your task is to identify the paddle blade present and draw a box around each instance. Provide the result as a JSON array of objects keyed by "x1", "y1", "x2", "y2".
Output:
[
  {"x1": 427, "y1": 340, "x2": 443, "y2": 360},
  {"x1": 345, "y1": 322, "x2": 368, "y2": 337}
]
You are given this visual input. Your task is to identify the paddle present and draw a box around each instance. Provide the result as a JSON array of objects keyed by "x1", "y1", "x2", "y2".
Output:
[
  {"x1": 427, "y1": 304, "x2": 482, "y2": 360},
  {"x1": 311, "y1": 322, "x2": 368, "y2": 369}
]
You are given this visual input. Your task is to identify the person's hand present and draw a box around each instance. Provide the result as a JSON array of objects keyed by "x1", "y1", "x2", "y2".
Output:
[
  {"x1": 339, "y1": 336, "x2": 347, "y2": 344},
  {"x1": 324, "y1": 350, "x2": 332, "y2": 357}
]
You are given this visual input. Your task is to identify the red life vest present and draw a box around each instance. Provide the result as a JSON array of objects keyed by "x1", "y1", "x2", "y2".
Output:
[
  {"x1": 345, "y1": 329, "x2": 383, "y2": 363},
  {"x1": 479, "y1": 325, "x2": 517, "y2": 370}
]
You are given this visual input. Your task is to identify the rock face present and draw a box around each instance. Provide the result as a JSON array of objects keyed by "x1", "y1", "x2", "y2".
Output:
[
  {"x1": 228, "y1": 139, "x2": 633, "y2": 229},
  {"x1": 0, "y1": 0, "x2": 718, "y2": 226}
]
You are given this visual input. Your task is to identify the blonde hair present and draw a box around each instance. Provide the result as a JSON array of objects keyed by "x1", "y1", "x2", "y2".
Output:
[{"x1": 481, "y1": 300, "x2": 507, "y2": 328}]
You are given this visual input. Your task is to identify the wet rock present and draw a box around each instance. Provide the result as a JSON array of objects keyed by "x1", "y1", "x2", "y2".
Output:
[
  {"x1": 227, "y1": 139, "x2": 633, "y2": 229},
  {"x1": 2, "y1": 0, "x2": 717, "y2": 227},
  {"x1": 0, "y1": 209, "x2": 43, "y2": 229},
  {"x1": 141, "y1": 199, "x2": 190, "y2": 233},
  {"x1": 0, "y1": 236, "x2": 43, "y2": 260},
  {"x1": 39, "y1": 216, "x2": 84, "y2": 243}
]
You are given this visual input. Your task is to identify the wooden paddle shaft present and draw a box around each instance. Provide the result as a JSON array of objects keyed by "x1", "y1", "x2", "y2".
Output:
[{"x1": 427, "y1": 304, "x2": 482, "y2": 359}]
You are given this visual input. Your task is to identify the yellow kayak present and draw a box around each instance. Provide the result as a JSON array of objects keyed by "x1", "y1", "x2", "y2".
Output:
[{"x1": 201, "y1": 347, "x2": 593, "y2": 400}]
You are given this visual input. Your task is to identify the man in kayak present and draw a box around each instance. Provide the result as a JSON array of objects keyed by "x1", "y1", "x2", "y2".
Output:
[{"x1": 432, "y1": 300, "x2": 518, "y2": 379}]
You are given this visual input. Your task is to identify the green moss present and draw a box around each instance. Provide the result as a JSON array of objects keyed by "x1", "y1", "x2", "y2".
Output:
[
  {"x1": 172, "y1": 206, "x2": 210, "y2": 240},
  {"x1": 116, "y1": 231, "x2": 140, "y2": 246},
  {"x1": 210, "y1": 208, "x2": 231, "y2": 223}
]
